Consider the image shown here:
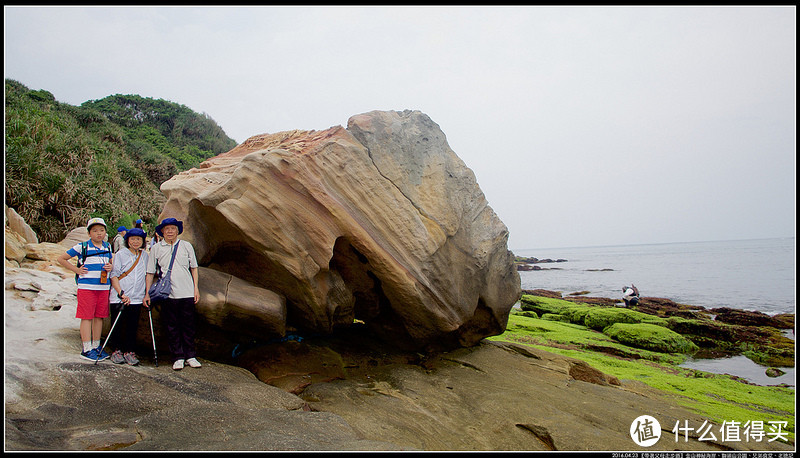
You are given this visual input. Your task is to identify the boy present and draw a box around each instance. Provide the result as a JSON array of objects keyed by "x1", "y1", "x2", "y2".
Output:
[{"x1": 58, "y1": 217, "x2": 115, "y2": 361}]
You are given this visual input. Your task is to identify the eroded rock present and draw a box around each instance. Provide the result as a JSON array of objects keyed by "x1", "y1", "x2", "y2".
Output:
[{"x1": 157, "y1": 110, "x2": 520, "y2": 350}]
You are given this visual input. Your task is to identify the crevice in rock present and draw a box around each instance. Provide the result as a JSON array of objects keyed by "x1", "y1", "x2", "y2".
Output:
[
  {"x1": 328, "y1": 236, "x2": 416, "y2": 350},
  {"x1": 329, "y1": 236, "x2": 380, "y2": 322},
  {"x1": 493, "y1": 341, "x2": 543, "y2": 360},
  {"x1": 450, "y1": 297, "x2": 502, "y2": 348},
  {"x1": 357, "y1": 142, "x2": 448, "y2": 237},
  {"x1": 515, "y1": 423, "x2": 557, "y2": 451},
  {"x1": 442, "y1": 358, "x2": 486, "y2": 373}
]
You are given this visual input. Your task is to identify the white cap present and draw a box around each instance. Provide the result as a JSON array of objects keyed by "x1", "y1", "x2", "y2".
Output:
[{"x1": 86, "y1": 217, "x2": 107, "y2": 231}]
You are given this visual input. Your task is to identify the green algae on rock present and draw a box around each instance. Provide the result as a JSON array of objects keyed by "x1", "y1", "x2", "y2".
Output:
[{"x1": 603, "y1": 322, "x2": 699, "y2": 354}]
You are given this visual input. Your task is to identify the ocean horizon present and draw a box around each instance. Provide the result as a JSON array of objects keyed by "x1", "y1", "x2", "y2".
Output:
[{"x1": 513, "y1": 237, "x2": 796, "y2": 316}]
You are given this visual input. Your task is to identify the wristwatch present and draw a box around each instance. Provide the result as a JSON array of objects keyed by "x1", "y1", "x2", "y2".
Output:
[{"x1": 117, "y1": 290, "x2": 125, "y2": 300}]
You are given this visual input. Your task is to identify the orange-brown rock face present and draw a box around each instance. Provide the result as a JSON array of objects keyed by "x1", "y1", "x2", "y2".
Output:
[{"x1": 159, "y1": 110, "x2": 521, "y2": 350}]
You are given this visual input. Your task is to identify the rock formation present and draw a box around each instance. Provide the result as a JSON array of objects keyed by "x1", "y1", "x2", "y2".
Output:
[{"x1": 157, "y1": 110, "x2": 521, "y2": 350}]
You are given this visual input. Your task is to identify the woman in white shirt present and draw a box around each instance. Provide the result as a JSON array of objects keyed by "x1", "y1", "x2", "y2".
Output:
[{"x1": 108, "y1": 228, "x2": 149, "y2": 365}]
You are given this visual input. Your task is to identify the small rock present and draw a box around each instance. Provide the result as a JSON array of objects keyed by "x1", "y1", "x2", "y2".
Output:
[{"x1": 765, "y1": 367, "x2": 786, "y2": 378}]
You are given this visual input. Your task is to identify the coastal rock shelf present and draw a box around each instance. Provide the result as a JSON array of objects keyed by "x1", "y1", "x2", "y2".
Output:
[{"x1": 4, "y1": 207, "x2": 794, "y2": 451}]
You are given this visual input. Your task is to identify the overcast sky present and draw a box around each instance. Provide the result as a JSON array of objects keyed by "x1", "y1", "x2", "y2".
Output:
[{"x1": 4, "y1": 6, "x2": 796, "y2": 250}]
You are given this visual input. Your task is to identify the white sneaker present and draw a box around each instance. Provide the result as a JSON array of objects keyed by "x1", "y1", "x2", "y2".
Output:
[
  {"x1": 186, "y1": 357, "x2": 202, "y2": 368},
  {"x1": 172, "y1": 359, "x2": 185, "y2": 370}
]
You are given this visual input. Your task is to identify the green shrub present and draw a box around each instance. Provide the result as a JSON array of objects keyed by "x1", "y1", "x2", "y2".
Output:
[
  {"x1": 5, "y1": 79, "x2": 237, "y2": 243},
  {"x1": 604, "y1": 323, "x2": 699, "y2": 354}
]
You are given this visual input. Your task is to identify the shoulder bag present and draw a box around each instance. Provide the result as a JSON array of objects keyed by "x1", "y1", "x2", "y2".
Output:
[
  {"x1": 148, "y1": 241, "x2": 179, "y2": 301},
  {"x1": 116, "y1": 250, "x2": 142, "y2": 281}
]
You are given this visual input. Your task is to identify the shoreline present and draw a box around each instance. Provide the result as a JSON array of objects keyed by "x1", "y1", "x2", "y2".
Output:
[
  {"x1": 520, "y1": 288, "x2": 796, "y2": 324},
  {"x1": 514, "y1": 238, "x2": 796, "y2": 316}
]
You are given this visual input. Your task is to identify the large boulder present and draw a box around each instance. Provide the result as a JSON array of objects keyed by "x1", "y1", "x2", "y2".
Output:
[
  {"x1": 196, "y1": 266, "x2": 287, "y2": 339},
  {"x1": 158, "y1": 110, "x2": 520, "y2": 350},
  {"x1": 5, "y1": 227, "x2": 28, "y2": 264},
  {"x1": 59, "y1": 227, "x2": 93, "y2": 248},
  {"x1": 5, "y1": 205, "x2": 38, "y2": 244}
]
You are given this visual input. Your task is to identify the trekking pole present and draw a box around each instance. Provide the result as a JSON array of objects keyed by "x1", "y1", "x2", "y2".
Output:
[
  {"x1": 96, "y1": 308, "x2": 123, "y2": 365},
  {"x1": 148, "y1": 306, "x2": 158, "y2": 367}
]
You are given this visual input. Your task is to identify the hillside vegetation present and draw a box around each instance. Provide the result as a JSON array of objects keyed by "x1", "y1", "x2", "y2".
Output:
[{"x1": 5, "y1": 79, "x2": 237, "y2": 242}]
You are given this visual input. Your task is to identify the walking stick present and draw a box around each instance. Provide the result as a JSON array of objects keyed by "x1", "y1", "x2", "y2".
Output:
[
  {"x1": 148, "y1": 306, "x2": 158, "y2": 367},
  {"x1": 96, "y1": 308, "x2": 123, "y2": 365}
]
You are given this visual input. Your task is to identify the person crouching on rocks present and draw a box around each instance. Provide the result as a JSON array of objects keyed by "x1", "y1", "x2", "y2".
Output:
[
  {"x1": 108, "y1": 228, "x2": 149, "y2": 365},
  {"x1": 144, "y1": 217, "x2": 201, "y2": 371},
  {"x1": 622, "y1": 284, "x2": 640, "y2": 308}
]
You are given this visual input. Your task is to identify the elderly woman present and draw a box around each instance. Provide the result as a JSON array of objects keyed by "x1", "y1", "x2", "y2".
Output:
[
  {"x1": 108, "y1": 228, "x2": 149, "y2": 365},
  {"x1": 144, "y1": 217, "x2": 201, "y2": 370}
]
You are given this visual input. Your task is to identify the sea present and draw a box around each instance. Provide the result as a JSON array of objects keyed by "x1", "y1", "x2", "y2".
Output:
[{"x1": 513, "y1": 237, "x2": 796, "y2": 386}]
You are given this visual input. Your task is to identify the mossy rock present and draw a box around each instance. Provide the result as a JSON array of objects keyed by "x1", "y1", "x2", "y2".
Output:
[
  {"x1": 604, "y1": 323, "x2": 699, "y2": 354},
  {"x1": 743, "y1": 348, "x2": 795, "y2": 368},
  {"x1": 584, "y1": 307, "x2": 666, "y2": 332},
  {"x1": 541, "y1": 313, "x2": 570, "y2": 322},
  {"x1": 766, "y1": 367, "x2": 787, "y2": 378},
  {"x1": 563, "y1": 305, "x2": 594, "y2": 325},
  {"x1": 518, "y1": 311, "x2": 539, "y2": 319},
  {"x1": 520, "y1": 295, "x2": 566, "y2": 315},
  {"x1": 520, "y1": 296, "x2": 594, "y2": 325},
  {"x1": 665, "y1": 316, "x2": 736, "y2": 341}
]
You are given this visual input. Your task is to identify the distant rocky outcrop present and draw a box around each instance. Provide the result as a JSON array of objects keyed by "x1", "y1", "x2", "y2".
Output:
[
  {"x1": 156, "y1": 110, "x2": 521, "y2": 351},
  {"x1": 710, "y1": 307, "x2": 789, "y2": 329},
  {"x1": 514, "y1": 256, "x2": 567, "y2": 271}
]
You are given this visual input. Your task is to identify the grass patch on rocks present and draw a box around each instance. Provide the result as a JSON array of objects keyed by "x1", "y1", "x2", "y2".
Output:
[
  {"x1": 499, "y1": 311, "x2": 685, "y2": 364},
  {"x1": 490, "y1": 311, "x2": 795, "y2": 443},
  {"x1": 584, "y1": 307, "x2": 667, "y2": 331},
  {"x1": 604, "y1": 322, "x2": 699, "y2": 354}
]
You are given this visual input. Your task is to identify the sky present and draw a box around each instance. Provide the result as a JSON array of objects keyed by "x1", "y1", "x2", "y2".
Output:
[{"x1": 4, "y1": 6, "x2": 796, "y2": 251}]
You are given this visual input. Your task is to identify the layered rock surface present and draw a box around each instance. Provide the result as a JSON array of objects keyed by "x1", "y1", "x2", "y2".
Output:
[
  {"x1": 158, "y1": 110, "x2": 520, "y2": 350},
  {"x1": 5, "y1": 208, "x2": 794, "y2": 451}
]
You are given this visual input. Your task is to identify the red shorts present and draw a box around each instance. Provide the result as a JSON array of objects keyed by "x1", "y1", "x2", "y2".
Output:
[{"x1": 76, "y1": 289, "x2": 110, "y2": 320}]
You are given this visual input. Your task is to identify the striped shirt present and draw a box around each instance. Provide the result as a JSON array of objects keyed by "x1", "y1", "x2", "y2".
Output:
[{"x1": 66, "y1": 241, "x2": 113, "y2": 291}]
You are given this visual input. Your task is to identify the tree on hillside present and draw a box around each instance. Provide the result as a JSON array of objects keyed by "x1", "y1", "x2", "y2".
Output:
[
  {"x1": 4, "y1": 79, "x2": 238, "y2": 242},
  {"x1": 82, "y1": 94, "x2": 236, "y2": 170}
]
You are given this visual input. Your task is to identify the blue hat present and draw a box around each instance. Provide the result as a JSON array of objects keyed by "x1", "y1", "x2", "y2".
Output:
[
  {"x1": 124, "y1": 227, "x2": 146, "y2": 241},
  {"x1": 155, "y1": 217, "x2": 183, "y2": 236},
  {"x1": 117, "y1": 226, "x2": 127, "y2": 233},
  {"x1": 135, "y1": 219, "x2": 143, "y2": 224},
  {"x1": 124, "y1": 228, "x2": 147, "y2": 247}
]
